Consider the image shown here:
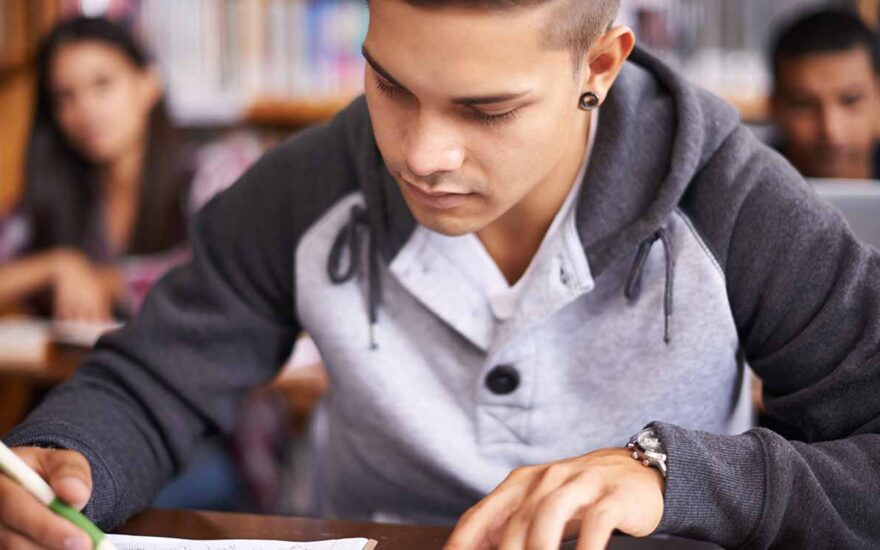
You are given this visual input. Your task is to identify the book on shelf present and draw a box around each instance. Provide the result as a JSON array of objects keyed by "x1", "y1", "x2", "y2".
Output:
[
  {"x1": 11, "y1": 0, "x2": 876, "y2": 125},
  {"x1": 92, "y1": 0, "x2": 370, "y2": 125},
  {"x1": 618, "y1": 0, "x2": 866, "y2": 120}
]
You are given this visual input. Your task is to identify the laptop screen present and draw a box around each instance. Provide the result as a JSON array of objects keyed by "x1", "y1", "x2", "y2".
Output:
[{"x1": 809, "y1": 179, "x2": 880, "y2": 250}]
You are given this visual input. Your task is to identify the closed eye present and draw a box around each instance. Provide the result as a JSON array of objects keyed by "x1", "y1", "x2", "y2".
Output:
[
  {"x1": 467, "y1": 107, "x2": 520, "y2": 126},
  {"x1": 374, "y1": 77, "x2": 520, "y2": 127},
  {"x1": 374, "y1": 77, "x2": 407, "y2": 98}
]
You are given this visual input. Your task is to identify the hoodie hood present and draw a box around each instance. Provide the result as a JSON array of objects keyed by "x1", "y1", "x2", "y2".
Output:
[
  {"x1": 575, "y1": 46, "x2": 741, "y2": 277},
  {"x1": 329, "y1": 45, "x2": 744, "y2": 345}
]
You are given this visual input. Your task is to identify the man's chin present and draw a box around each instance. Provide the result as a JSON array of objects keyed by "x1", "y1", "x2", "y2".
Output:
[
  {"x1": 416, "y1": 216, "x2": 481, "y2": 236},
  {"x1": 810, "y1": 159, "x2": 852, "y2": 179},
  {"x1": 409, "y1": 209, "x2": 487, "y2": 236},
  {"x1": 397, "y1": 194, "x2": 484, "y2": 236}
]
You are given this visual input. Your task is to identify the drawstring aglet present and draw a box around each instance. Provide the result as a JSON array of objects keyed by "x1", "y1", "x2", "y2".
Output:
[
  {"x1": 369, "y1": 323, "x2": 379, "y2": 350},
  {"x1": 663, "y1": 312, "x2": 671, "y2": 345}
]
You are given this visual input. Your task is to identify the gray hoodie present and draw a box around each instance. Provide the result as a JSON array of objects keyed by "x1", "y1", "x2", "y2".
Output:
[{"x1": 5, "y1": 47, "x2": 880, "y2": 548}]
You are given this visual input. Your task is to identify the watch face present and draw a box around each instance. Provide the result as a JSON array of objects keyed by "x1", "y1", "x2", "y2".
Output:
[{"x1": 638, "y1": 429, "x2": 663, "y2": 453}]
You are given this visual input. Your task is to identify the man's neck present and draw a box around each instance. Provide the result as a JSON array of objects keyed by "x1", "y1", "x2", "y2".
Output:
[
  {"x1": 477, "y1": 113, "x2": 591, "y2": 285},
  {"x1": 99, "y1": 144, "x2": 145, "y2": 253}
]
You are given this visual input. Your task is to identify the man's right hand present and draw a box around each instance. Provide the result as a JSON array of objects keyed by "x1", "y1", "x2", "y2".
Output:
[{"x1": 0, "y1": 446, "x2": 94, "y2": 550}]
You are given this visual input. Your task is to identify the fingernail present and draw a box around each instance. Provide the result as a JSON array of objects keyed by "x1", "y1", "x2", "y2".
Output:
[
  {"x1": 57, "y1": 476, "x2": 90, "y2": 504},
  {"x1": 64, "y1": 535, "x2": 90, "y2": 550}
]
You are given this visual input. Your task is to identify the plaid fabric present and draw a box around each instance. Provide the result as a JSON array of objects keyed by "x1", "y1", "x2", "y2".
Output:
[
  {"x1": 188, "y1": 131, "x2": 264, "y2": 214},
  {"x1": 120, "y1": 246, "x2": 192, "y2": 313},
  {"x1": 0, "y1": 207, "x2": 31, "y2": 264}
]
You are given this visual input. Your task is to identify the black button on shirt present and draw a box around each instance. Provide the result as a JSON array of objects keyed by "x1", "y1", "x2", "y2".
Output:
[{"x1": 485, "y1": 365, "x2": 520, "y2": 395}]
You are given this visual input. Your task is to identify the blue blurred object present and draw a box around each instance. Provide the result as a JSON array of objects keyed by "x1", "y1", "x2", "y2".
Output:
[{"x1": 153, "y1": 439, "x2": 244, "y2": 511}]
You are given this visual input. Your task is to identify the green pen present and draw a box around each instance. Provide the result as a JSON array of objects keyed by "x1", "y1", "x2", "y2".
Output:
[{"x1": 0, "y1": 441, "x2": 116, "y2": 550}]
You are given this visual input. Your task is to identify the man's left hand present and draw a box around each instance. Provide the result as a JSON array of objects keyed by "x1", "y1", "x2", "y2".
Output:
[{"x1": 444, "y1": 448, "x2": 664, "y2": 550}]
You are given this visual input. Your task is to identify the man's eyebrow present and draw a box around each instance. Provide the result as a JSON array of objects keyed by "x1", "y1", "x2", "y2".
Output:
[
  {"x1": 362, "y1": 46, "x2": 408, "y2": 90},
  {"x1": 450, "y1": 91, "x2": 531, "y2": 106},
  {"x1": 362, "y1": 45, "x2": 532, "y2": 106}
]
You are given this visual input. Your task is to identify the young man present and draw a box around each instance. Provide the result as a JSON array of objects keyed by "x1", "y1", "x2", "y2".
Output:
[
  {"x1": 2, "y1": 1, "x2": 879, "y2": 549},
  {"x1": 770, "y1": 9, "x2": 880, "y2": 180}
]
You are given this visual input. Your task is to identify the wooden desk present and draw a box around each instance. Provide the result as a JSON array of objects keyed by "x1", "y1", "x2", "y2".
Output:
[
  {"x1": 117, "y1": 509, "x2": 448, "y2": 549},
  {"x1": 116, "y1": 509, "x2": 718, "y2": 549},
  {"x1": 0, "y1": 343, "x2": 327, "y2": 436},
  {"x1": 0, "y1": 343, "x2": 84, "y2": 435},
  {"x1": 0, "y1": 342, "x2": 83, "y2": 382}
]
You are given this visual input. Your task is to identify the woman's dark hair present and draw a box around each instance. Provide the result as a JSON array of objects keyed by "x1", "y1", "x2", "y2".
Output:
[{"x1": 23, "y1": 16, "x2": 193, "y2": 256}]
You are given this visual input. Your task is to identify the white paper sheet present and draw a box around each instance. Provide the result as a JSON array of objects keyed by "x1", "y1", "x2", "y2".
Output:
[
  {"x1": 0, "y1": 317, "x2": 49, "y2": 363},
  {"x1": 107, "y1": 534, "x2": 375, "y2": 550}
]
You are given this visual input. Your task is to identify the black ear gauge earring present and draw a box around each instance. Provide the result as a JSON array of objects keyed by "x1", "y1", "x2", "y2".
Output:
[{"x1": 578, "y1": 91, "x2": 600, "y2": 111}]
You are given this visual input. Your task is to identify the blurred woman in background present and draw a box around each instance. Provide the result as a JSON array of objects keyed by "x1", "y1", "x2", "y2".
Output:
[{"x1": 0, "y1": 16, "x2": 259, "y2": 321}]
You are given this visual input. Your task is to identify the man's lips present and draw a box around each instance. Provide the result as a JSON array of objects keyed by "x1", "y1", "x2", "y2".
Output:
[
  {"x1": 404, "y1": 178, "x2": 470, "y2": 196},
  {"x1": 403, "y1": 179, "x2": 474, "y2": 209}
]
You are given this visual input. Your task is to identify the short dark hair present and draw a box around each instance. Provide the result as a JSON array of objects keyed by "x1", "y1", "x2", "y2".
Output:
[
  {"x1": 378, "y1": 0, "x2": 620, "y2": 66},
  {"x1": 770, "y1": 9, "x2": 879, "y2": 86}
]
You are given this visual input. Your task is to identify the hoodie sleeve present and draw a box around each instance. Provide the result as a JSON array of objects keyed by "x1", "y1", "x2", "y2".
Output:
[
  {"x1": 662, "y1": 127, "x2": 880, "y2": 548},
  {"x1": 0, "y1": 120, "x2": 355, "y2": 529}
]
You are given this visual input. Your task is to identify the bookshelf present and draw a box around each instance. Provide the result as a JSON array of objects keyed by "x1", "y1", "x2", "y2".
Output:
[
  {"x1": 2, "y1": 0, "x2": 880, "y2": 211},
  {"x1": 0, "y1": 0, "x2": 64, "y2": 212},
  {"x1": 165, "y1": 95, "x2": 358, "y2": 128},
  {"x1": 618, "y1": 0, "x2": 880, "y2": 123},
  {"x1": 234, "y1": 0, "x2": 873, "y2": 127},
  {"x1": 137, "y1": 0, "x2": 367, "y2": 128},
  {"x1": 246, "y1": 97, "x2": 357, "y2": 127},
  {"x1": 0, "y1": 0, "x2": 367, "y2": 210}
]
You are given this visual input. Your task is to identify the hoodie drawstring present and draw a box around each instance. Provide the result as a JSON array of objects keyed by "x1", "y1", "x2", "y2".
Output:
[
  {"x1": 328, "y1": 205, "x2": 675, "y2": 348},
  {"x1": 624, "y1": 228, "x2": 675, "y2": 344},
  {"x1": 328, "y1": 205, "x2": 382, "y2": 349}
]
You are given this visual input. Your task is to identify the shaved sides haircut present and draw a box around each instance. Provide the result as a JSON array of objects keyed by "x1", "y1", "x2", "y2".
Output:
[{"x1": 371, "y1": 0, "x2": 621, "y2": 67}]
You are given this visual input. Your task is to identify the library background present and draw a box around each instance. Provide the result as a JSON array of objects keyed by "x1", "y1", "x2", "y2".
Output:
[
  {"x1": 2, "y1": 0, "x2": 879, "y2": 208},
  {"x1": 0, "y1": 0, "x2": 879, "y2": 516}
]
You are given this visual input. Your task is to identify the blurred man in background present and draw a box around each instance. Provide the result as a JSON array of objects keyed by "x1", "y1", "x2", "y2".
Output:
[{"x1": 770, "y1": 9, "x2": 880, "y2": 180}]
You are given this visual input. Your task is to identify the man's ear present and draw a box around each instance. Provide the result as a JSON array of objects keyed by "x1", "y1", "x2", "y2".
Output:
[{"x1": 580, "y1": 26, "x2": 635, "y2": 105}]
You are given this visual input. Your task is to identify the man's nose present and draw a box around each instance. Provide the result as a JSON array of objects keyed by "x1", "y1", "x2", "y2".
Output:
[
  {"x1": 402, "y1": 110, "x2": 465, "y2": 178},
  {"x1": 817, "y1": 105, "x2": 847, "y2": 145}
]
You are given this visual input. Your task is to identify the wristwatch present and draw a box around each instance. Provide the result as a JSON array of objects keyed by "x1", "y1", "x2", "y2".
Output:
[{"x1": 626, "y1": 426, "x2": 667, "y2": 478}]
